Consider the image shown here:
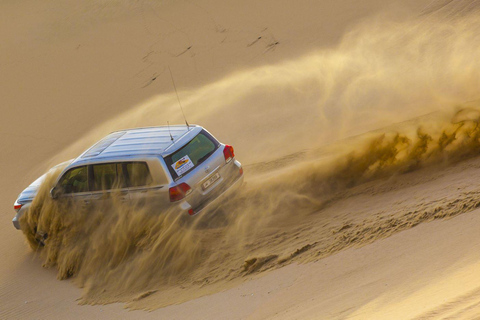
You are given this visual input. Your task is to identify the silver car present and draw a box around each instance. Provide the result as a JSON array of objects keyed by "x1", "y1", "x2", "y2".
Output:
[{"x1": 13, "y1": 125, "x2": 244, "y2": 229}]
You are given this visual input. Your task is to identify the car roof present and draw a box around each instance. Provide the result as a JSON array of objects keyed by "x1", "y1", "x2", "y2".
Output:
[{"x1": 70, "y1": 125, "x2": 203, "y2": 166}]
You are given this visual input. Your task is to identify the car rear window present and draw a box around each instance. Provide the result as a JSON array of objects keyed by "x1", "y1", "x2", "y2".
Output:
[{"x1": 165, "y1": 130, "x2": 219, "y2": 180}]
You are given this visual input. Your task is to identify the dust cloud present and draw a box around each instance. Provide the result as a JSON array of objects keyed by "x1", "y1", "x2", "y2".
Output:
[
  {"x1": 48, "y1": 11, "x2": 480, "y2": 166},
  {"x1": 20, "y1": 11, "x2": 480, "y2": 309}
]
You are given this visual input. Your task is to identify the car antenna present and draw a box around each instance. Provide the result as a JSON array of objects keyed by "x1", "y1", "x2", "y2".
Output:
[
  {"x1": 168, "y1": 66, "x2": 190, "y2": 129},
  {"x1": 167, "y1": 121, "x2": 174, "y2": 141}
]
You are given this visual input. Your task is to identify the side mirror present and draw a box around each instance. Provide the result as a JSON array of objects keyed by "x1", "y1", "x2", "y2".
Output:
[{"x1": 50, "y1": 186, "x2": 62, "y2": 199}]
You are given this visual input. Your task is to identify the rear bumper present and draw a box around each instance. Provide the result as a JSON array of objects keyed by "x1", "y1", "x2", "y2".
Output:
[
  {"x1": 180, "y1": 169, "x2": 244, "y2": 216},
  {"x1": 202, "y1": 171, "x2": 244, "y2": 213},
  {"x1": 196, "y1": 173, "x2": 244, "y2": 215}
]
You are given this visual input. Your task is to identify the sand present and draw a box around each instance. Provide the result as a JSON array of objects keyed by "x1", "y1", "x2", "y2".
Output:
[{"x1": 3, "y1": 0, "x2": 480, "y2": 319}]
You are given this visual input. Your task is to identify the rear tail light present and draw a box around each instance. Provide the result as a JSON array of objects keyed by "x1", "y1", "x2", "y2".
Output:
[
  {"x1": 223, "y1": 145, "x2": 235, "y2": 163},
  {"x1": 188, "y1": 208, "x2": 195, "y2": 215},
  {"x1": 169, "y1": 183, "x2": 192, "y2": 202},
  {"x1": 239, "y1": 167, "x2": 244, "y2": 175},
  {"x1": 14, "y1": 203, "x2": 22, "y2": 211}
]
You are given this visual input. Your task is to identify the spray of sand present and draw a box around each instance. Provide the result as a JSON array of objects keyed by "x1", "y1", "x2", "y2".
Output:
[
  {"x1": 21, "y1": 105, "x2": 480, "y2": 307},
  {"x1": 43, "y1": 11, "x2": 480, "y2": 168},
  {"x1": 19, "y1": 11, "x2": 480, "y2": 308}
]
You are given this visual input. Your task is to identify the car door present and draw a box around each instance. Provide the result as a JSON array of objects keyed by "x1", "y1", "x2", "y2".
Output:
[
  {"x1": 56, "y1": 165, "x2": 93, "y2": 210},
  {"x1": 125, "y1": 161, "x2": 169, "y2": 213},
  {"x1": 88, "y1": 162, "x2": 130, "y2": 209}
]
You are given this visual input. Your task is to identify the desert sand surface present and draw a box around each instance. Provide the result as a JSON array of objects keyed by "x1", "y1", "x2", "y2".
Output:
[{"x1": 3, "y1": 0, "x2": 480, "y2": 319}]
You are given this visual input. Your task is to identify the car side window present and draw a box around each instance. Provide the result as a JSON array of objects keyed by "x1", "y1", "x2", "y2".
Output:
[
  {"x1": 126, "y1": 162, "x2": 153, "y2": 187},
  {"x1": 58, "y1": 166, "x2": 88, "y2": 194},
  {"x1": 92, "y1": 163, "x2": 126, "y2": 191}
]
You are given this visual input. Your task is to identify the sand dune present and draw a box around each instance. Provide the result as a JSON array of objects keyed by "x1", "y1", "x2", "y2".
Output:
[{"x1": 3, "y1": 0, "x2": 480, "y2": 319}]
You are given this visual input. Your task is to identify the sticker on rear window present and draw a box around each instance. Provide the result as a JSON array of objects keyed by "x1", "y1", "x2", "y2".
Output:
[{"x1": 172, "y1": 155, "x2": 194, "y2": 176}]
